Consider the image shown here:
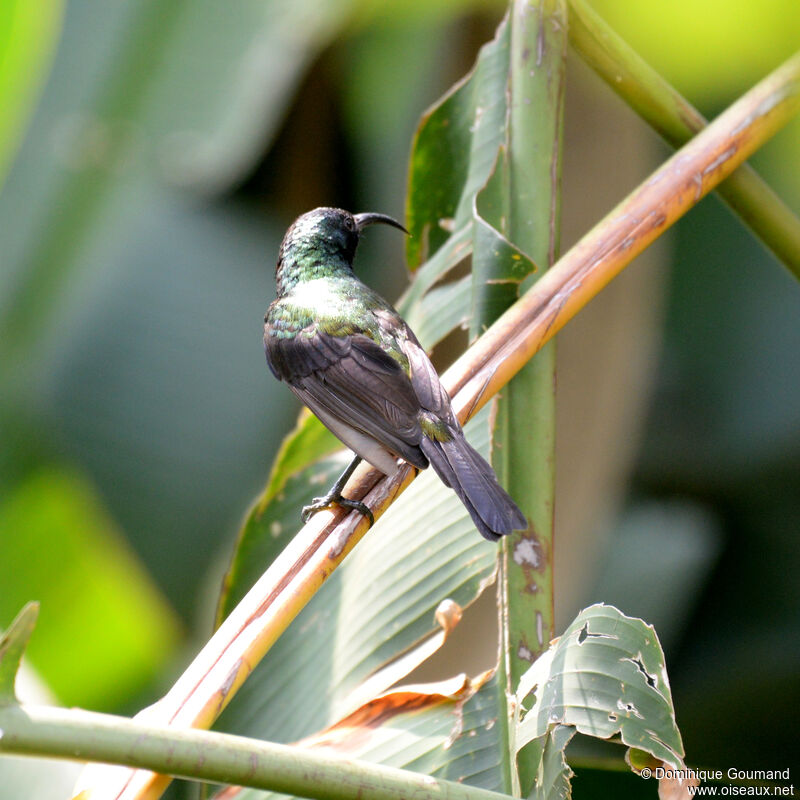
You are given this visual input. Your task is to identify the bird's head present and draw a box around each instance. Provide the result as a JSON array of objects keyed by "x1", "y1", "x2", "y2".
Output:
[{"x1": 278, "y1": 207, "x2": 407, "y2": 270}]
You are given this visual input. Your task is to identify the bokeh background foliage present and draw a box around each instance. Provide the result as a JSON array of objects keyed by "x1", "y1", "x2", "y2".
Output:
[{"x1": 0, "y1": 0, "x2": 798, "y2": 797}]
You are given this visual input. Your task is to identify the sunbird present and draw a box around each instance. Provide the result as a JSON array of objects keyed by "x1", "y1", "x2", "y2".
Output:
[{"x1": 264, "y1": 207, "x2": 526, "y2": 541}]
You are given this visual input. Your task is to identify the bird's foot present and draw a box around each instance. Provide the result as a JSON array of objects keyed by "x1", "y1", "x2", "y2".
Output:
[{"x1": 301, "y1": 493, "x2": 375, "y2": 527}]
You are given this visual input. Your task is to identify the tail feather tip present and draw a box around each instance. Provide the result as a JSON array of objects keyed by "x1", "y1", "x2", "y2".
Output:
[{"x1": 421, "y1": 434, "x2": 528, "y2": 542}]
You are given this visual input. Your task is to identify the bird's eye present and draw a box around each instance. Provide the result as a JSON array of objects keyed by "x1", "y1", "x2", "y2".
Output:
[{"x1": 344, "y1": 216, "x2": 356, "y2": 232}]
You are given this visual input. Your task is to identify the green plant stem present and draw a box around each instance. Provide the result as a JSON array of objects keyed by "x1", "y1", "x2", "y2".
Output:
[
  {"x1": 0, "y1": 703, "x2": 512, "y2": 800},
  {"x1": 567, "y1": 0, "x2": 800, "y2": 280},
  {"x1": 491, "y1": 1, "x2": 566, "y2": 796},
  {"x1": 500, "y1": 0, "x2": 564, "y2": 660}
]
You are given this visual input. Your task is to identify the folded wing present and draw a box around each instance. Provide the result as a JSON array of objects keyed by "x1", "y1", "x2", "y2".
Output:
[{"x1": 265, "y1": 327, "x2": 428, "y2": 470}]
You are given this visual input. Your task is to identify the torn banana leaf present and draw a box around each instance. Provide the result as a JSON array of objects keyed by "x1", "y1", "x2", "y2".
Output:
[{"x1": 516, "y1": 604, "x2": 686, "y2": 799}]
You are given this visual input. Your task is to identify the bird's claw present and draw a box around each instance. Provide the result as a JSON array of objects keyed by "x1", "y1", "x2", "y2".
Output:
[{"x1": 301, "y1": 494, "x2": 374, "y2": 527}]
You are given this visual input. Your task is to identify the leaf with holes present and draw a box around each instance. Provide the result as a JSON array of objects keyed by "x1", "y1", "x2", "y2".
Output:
[
  {"x1": 528, "y1": 724, "x2": 576, "y2": 800},
  {"x1": 516, "y1": 604, "x2": 685, "y2": 799}
]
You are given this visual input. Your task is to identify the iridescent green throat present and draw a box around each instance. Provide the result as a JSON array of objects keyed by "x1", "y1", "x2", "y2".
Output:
[{"x1": 276, "y1": 244, "x2": 353, "y2": 297}]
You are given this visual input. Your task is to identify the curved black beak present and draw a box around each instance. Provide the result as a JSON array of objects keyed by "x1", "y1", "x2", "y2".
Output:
[{"x1": 354, "y1": 212, "x2": 409, "y2": 235}]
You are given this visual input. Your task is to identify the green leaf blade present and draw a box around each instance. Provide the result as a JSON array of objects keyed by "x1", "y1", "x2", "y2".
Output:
[
  {"x1": 529, "y1": 724, "x2": 575, "y2": 800},
  {"x1": 472, "y1": 146, "x2": 539, "y2": 330},
  {"x1": 0, "y1": 468, "x2": 181, "y2": 710},
  {"x1": 517, "y1": 605, "x2": 685, "y2": 774},
  {"x1": 405, "y1": 14, "x2": 511, "y2": 268},
  {"x1": 0, "y1": 0, "x2": 63, "y2": 186}
]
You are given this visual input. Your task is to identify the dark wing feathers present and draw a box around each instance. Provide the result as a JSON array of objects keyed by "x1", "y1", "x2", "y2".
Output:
[
  {"x1": 267, "y1": 328, "x2": 348, "y2": 378},
  {"x1": 265, "y1": 318, "x2": 526, "y2": 541},
  {"x1": 265, "y1": 327, "x2": 428, "y2": 468},
  {"x1": 400, "y1": 332, "x2": 455, "y2": 424}
]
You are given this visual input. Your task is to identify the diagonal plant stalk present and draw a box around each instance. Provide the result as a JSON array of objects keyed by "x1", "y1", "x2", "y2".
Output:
[
  {"x1": 0, "y1": 703, "x2": 514, "y2": 800},
  {"x1": 445, "y1": 51, "x2": 800, "y2": 410},
  {"x1": 78, "y1": 49, "x2": 800, "y2": 800},
  {"x1": 567, "y1": 0, "x2": 800, "y2": 279}
]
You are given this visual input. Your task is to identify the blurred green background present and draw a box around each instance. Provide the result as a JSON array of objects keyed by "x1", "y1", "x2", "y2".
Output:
[{"x1": 0, "y1": 0, "x2": 798, "y2": 796}]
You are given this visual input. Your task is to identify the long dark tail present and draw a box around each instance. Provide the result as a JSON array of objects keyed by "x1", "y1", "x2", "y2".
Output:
[{"x1": 420, "y1": 433, "x2": 527, "y2": 542}]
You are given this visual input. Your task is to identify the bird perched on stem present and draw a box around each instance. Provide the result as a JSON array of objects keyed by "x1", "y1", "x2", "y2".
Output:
[{"x1": 264, "y1": 207, "x2": 526, "y2": 541}]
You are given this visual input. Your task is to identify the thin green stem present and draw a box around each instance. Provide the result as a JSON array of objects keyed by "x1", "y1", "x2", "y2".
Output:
[
  {"x1": 568, "y1": 0, "x2": 800, "y2": 280},
  {"x1": 0, "y1": 703, "x2": 512, "y2": 800}
]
